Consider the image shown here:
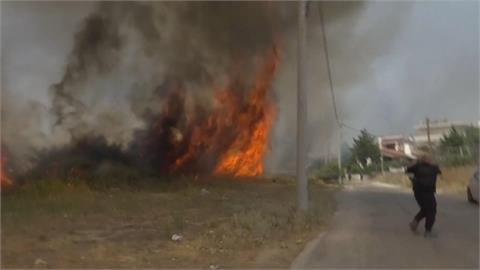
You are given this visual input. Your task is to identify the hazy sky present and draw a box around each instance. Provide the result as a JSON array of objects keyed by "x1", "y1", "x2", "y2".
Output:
[
  {"x1": 1, "y1": 1, "x2": 479, "y2": 158},
  {"x1": 338, "y1": 1, "x2": 479, "y2": 137}
]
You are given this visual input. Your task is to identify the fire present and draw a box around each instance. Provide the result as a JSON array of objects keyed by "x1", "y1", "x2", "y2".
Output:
[
  {"x1": 214, "y1": 50, "x2": 278, "y2": 177},
  {"x1": 0, "y1": 49, "x2": 279, "y2": 182},
  {"x1": 165, "y1": 47, "x2": 279, "y2": 177},
  {"x1": 1, "y1": 154, "x2": 13, "y2": 188}
]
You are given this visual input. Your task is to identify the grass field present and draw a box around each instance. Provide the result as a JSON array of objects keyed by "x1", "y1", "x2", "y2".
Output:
[
  {"x1": 372, "y1": 165, "x2": 476, "y2": 195},
  {"x1": 1, "y1": 176, "x2": 336, "y2": 268}
]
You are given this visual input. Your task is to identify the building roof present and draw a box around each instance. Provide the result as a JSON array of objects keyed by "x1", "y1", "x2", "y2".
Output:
[
  {"x1": 379, "y1": 135, "x2": 414, "y2": 143},
  {"x1": 414, "y1": 120, "x2": 479, "y2": 130},
  {"x1": 381, "y1": 148, "x2": 414, "y2": 159}
]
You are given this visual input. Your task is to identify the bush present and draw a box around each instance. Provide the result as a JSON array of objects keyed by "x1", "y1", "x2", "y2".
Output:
[
  {"x1": 17, "y1": 135, "x2": 174, "y2": 190},
  {"x1": 348, "y1": 162, "x2": 379, "y2": 177},
  {"x1": 311, "y1": 162, "x2": 340, "y2": 180},
  {"x1": 24, "y1": 135, "x2": 130, "y2": 181},
  {"x1": 437, "y1": 126, "x2": 479, "y2": 167},
  {"x1": 435, "y1": 146, "x2": 477, "y2": 167},
  {"x1": 384, "y1": 159, "x2": 409, "y2": 169}
]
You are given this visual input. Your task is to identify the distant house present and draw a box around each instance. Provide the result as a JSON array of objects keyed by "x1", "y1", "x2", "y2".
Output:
[
  {"x1": 378, "y1": 135, "x2": 416, "y2": 161},
  {"x1": 413, "y1": 119, "x2": 479, "y2": 147}
]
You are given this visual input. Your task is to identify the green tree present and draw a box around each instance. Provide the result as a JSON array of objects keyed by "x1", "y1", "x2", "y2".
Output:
[
  {"x1": 464, "y1": 126, "x2": 479, "y2": 161},
  {"x1": 464, "y1": 126, "x2": 479, "y2": 148},
  {"x1": 350, "y1": 129, "x2": 381, "y2": 169},
  {"x1": 439, "y1": 126, "x2": 465, "y2": 150},
  {"x1": 438, "y1": 126, "x2": 478, "y2": 166}
]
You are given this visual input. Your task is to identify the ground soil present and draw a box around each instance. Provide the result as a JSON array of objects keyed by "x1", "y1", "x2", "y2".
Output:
[{"x1": 1, "y1": 177, "x2": 336, "y2": 268}]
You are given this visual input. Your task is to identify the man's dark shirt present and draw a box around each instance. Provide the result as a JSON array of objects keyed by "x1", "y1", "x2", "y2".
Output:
[{"x1": 406, "y1": 161, "x2": 442, "y2": 192}]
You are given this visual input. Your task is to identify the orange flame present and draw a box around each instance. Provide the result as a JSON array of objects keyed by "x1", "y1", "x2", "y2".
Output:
[
  {"x1": 1, "y1": 155, "x2": 13, "y2": 188},
  {"x1": 171, "y1": 47, "x2": 280, "y2": 177},
  {"x1": 214, "y1": 50, "x2": 279, "y2": 177}
]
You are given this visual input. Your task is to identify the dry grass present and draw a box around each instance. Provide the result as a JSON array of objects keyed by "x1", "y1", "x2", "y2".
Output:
[
  {"x1": 1, "y1": 177, "x2": 336, "y2": 268},
  {"x1": 437, "y1": 165, "x2": 476, "y2": 194},
  {"x1": 372, "y1": 165, "x2": 476, "y2": 194}
]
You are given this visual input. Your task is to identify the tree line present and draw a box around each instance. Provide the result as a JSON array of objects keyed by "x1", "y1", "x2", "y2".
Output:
[{"x1": 310, "y1": 126, "x2": 479, "y2": 181}]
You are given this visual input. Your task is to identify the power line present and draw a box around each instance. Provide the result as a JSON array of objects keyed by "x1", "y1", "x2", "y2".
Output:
[
  {"x1": 342, "y1": 123, "x2": 361, "y2": 132},
  {"x1": 317, "y1": 3, "x2": 379, "y2": 139},
  {"x1": 316, "y1": 3, "x2": 384, "y2": 183},
  {"x1": 317, "y1": 3, "x2": 341, "y2": 127},
  {"x1": 317, "y1": 2, "x2": 343, "y2": 183},
  {"x1": 342, "y1": 122, "x2": 383, "y2": 137}
]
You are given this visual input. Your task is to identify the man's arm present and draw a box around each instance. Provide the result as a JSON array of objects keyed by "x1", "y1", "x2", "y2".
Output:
[
  {"x1": 434, "y1": 165, "x2": 441, "y2": 193},
  {"x1": 405, "y1": 163, "x2": 416, "y2": 182}
]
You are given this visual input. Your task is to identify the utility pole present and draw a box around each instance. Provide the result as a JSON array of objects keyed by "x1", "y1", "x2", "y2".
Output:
[
  {"x1": 297, "y1": 0, "x2": 308, "y2": 211},
  {"x1": 378, "y1": 137, "x2": 385, "y2": 176},
  {"x1": 426, "y1": 117, "x2": 431, "y2": 150},
  {"x1": 337, "y1": 126, "x2": 342, "y2": 184},
  {"x1": 318, "y1": 2, "x2": 342, "y2": 184}
]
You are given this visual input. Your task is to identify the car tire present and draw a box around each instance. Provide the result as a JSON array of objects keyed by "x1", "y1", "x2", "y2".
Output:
[{"x1": 467, "y1": 187, "x2": 477, "y2": 204}]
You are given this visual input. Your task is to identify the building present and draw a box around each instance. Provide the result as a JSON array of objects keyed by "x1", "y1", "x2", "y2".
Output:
[
  {"x1": 413, "y1": 119, "x2": 479, "y2": 146},
  {"x1": 378, "y1": 135, "x2": 416, "y2": 161}
]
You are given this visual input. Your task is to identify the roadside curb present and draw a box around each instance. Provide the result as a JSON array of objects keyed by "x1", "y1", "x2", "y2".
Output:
[
  {"x1": 290, "y1": 231, "x2": 327, "y2": 269},
  {"x1": 290, "y1": 186, "x2": 343, "y2": 269}
]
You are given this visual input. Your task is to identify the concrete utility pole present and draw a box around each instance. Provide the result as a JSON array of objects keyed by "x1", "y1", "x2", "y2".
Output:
[
  {"x1": 378, "y1": 137, "x2": 385, "y2": 176},
  {"x1": 297, "y1": 0, "x2": 308, "y2": 211},
  {"x1": 337, "y1": 127, "x2": 343, "y2": 184},
  {"x1": 426, "y1": 117, "x2": 431, "y2": 149}
]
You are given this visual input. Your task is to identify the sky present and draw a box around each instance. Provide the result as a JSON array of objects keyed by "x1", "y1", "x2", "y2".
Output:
[
  {"x1": 1, "y1": 1, "x2": 479, "y2": 165},
  {"x1": 339, "y1": 1, "x2": 479, "y2": 137}
]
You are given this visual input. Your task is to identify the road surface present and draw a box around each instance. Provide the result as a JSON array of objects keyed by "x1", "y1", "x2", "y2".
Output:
[{"x1": 292, "y1": 181, "x2": 479, "y2": 269}]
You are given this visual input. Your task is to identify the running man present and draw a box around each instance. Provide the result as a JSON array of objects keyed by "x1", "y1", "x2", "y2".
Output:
[{"x1": 406, "y1": 154, "x2": 442, "y2": 238}]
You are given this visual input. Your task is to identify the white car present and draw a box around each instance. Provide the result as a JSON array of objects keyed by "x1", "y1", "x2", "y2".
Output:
[{"x1": 467, "y1": 169, "x2": 479, "y2": 204}]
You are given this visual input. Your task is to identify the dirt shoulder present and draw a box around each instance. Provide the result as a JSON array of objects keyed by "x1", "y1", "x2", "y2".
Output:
[{"x1": 1, "y1": 177, "x2": 336, "y2": 268}]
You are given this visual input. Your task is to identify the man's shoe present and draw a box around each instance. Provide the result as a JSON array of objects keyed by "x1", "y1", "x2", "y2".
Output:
[
  {"x1": 409, "y1": 220, "x2": 418, "y2": 232},
  {"x1": 424, "y1": 231, "x2": 438, "y2": 238}
]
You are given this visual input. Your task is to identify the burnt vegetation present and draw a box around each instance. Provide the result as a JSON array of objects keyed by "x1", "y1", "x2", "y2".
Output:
[
  {"x1": 34, "y1": 2, "x2": 286, "y2": 185},
  {"x1": 18, "y1": 136, "x2": 137, "y2": 189}
]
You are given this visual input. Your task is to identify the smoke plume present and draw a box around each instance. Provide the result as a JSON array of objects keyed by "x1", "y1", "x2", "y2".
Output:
[
  {"x1": 50, "y1": 2, "x2": 293, "y2": 141},
  {"x1": 3, "y1": 1, "x2": 416, "y2": 175}
]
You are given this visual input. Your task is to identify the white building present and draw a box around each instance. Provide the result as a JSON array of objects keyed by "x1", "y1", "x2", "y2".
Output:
[
  {"x1": 413, "y1": 120, "x2": 479, "y2": 146},
  {"x1": 378, "y1": 135, "x2": 416, "y2": 160}
]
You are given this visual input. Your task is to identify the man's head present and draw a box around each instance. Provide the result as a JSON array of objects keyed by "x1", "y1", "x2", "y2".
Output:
[{"x1": 417, "y1": 152, "x2": 433, "y2": 164}]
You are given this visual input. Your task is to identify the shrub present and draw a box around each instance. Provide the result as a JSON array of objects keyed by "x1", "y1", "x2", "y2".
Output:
[
  {"x1": 311, "y1": 162, "x2": 340, "y2": 181},
  {"x1": 24, "y1": 136, "x2": 129, "y2": 181}
]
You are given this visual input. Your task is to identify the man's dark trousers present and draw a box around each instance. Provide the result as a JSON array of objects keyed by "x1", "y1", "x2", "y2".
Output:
[{"x1": 413, "y1": 190, "x2": 437, "y2": 231}]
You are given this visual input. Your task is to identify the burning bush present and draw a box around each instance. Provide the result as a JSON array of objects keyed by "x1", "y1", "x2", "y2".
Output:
[
  {"x1": 1, "y1": 152, "x2": 13, "y2": 188},
  {"x1": 19, "y1": 48, "x2": 279, "y2": 187},
  {"x1": 129, "y1": 48, "x2": 279, "y2": 177},
  {"x1": 5, "y1": 3, "x2": 287, "y2": 186},
  {"x1": 25, "y1": 136, "x2": 130, "y2": 183}
]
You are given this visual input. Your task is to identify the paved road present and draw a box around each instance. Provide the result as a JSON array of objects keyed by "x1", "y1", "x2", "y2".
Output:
[{"x1": 292, "y1": 182, "x2": 479, "y2": 269}]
